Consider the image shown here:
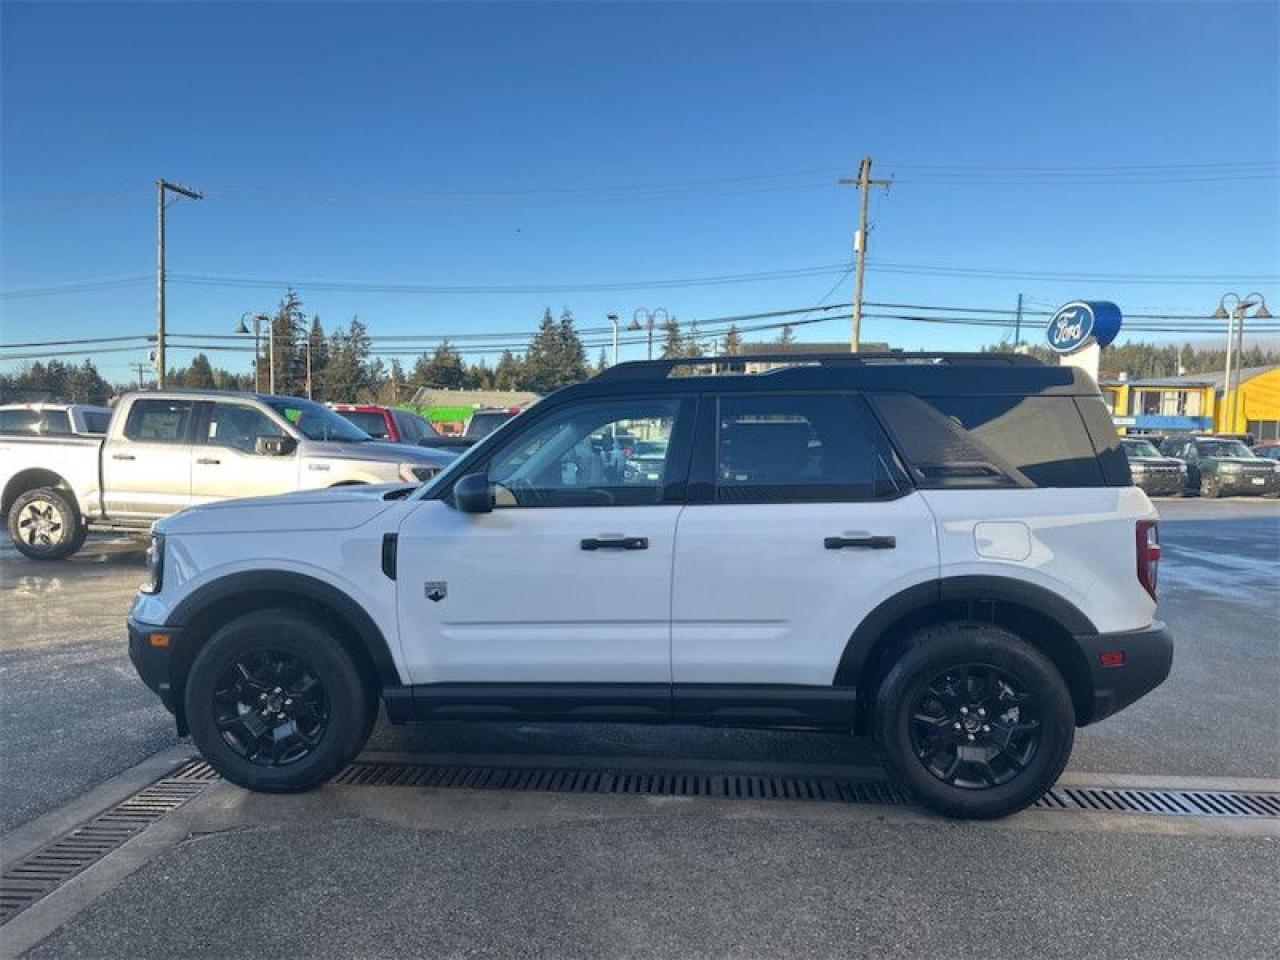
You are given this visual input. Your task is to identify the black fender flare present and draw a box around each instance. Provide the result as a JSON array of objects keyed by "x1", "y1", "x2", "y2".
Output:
[
  {"x1": 834, "y1": 575, "x2": 1098, "y2": 686},
  {"x1": 166, "y1": 570, "x2": 400, "y2": 688}
]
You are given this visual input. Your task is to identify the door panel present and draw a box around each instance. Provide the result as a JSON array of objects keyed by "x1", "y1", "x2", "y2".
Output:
[
  {"x1": 102, "y1": 399, "x2": 195, "y2": 520},
  {"x1": 395, "y1": 395, "x2": 694, "y2": 687},
  {"x1": 191, "y1": 402, "x2": 300, "y2": 503},
  {"x1": 671, "y1": 392, "x2": 939, "y2": 686}
]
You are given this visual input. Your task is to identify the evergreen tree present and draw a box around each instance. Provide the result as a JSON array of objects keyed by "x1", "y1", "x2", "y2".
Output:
[
  {"x1": 388, "y1": 358, "x2": 406, "y2": 404},
  {"x1": 521, "y1": 309, "x2": 564, "y2": 392},
  {"x1": 466, "y1": 359, "x2": 494, "y2": 390},
  {"x1": 322, "y1": 316, "x2": 375, "y2": 401},
  {"x1": 307, "y1": 317, "x2": 329, "y2": 400},
  {"x1": 422, "y1": 342, "x2": 465, "y2": 389},
  {"x1": 556, "y1": 309, "x2": 589, "y2": 384},
  {"x1": 494, "y1": 350, "x2": 524, "y2": 390},
  {"x1": 723, "y1": 324, "x2": 743, "y2": 355},
  {"x1": 660, "y1": 315, "x2": 684, "y2": 359},
  {"x1": 181, "y1": 353, "x2": 217, "y2": 389},
  {"x1": 777, "y1": 324, "x2": 796, "y2": 345},
  {"x1": 595, "y1": 348, "x2": 609, "y2": 375},
  {"x1": 267, "y1": 289, "x2": 307, "y2": 395}
]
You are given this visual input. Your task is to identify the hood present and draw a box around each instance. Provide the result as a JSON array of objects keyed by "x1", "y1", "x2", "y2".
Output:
[
  {"x1": 1128, "y1": 457, "x2": 1181, "y2": 467},
  {"x1": 1205, "y1": 457, "x2": 1271, "y2": 466},
  {"x1": 155, "y1": 485, "x2": 411, "y2": 536},
  {"x1": 301, "y1": 439, "x2": 457, "y2": 467}
]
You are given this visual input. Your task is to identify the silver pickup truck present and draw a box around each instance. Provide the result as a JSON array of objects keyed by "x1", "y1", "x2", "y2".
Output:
[{"x1": 0, "y1": 389, "x2": 457, "y2": 560}]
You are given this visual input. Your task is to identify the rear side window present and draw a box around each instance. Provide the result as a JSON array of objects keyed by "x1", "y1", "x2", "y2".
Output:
[
  {"x1": 0, "y1": 409, "x2": 42, "y2": 434},
  {"x1": 123, "y1": 399, "x2": 195, "y2": 444},
  {"x1": 714, "y1": 394, "x2": 902, "y2": 503},
  {"x1": 81, "y1": 411, "x2": 111, "y2": 434},
  {"x1": 871, "y1": 393, "x2": 1106, "y2": 488},
  {"x1": 337, "y1": 410, "x2": 390, "y2": 438}
]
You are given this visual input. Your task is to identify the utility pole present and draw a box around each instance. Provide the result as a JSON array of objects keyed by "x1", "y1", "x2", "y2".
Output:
[
  {"x1": 839, "y1": 156, "x2": 892, "y2": 352},
  {"x1": 1013, "y1": 293, "x2": 1024, "y2": 348},
  {"x1": 155, "y1": 179, "x2": 203, "y2": 387},
  {"x1": 131, "y1": 362, "x2": 149, "y2": 390}
]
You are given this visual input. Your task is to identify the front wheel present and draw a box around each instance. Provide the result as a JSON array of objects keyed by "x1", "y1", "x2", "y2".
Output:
[
  {"x1": 7, "y1": 487, "x2": 87, "y2": 560},
  {"x1": 1200, "y1": 477, "x2": 1221, "y2": 499},
  {"x1": 874, "y1": 622, "x2": 1075, "y2": 819},
  {"x1": 184, "y1": 610, "x2": 374, "y2": 792}
]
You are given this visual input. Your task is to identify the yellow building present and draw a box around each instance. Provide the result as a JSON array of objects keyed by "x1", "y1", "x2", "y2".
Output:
[{"x1": 1099, "y1": 365, "x2": 1280, "y2": 440}]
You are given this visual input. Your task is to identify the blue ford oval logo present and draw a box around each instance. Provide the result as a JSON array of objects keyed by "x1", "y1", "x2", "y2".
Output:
[{"x1": 1046, "y1": 301, "x2": 1122, "y2": 354}]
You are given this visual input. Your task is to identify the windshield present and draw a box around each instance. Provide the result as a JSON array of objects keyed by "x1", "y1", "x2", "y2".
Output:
[
  {"x1": 1122, "y1": 440, "x2": 1161, "y2": 458},
  {"x1": 1197, "y1": 440, "x2": 1253, "y2": 459},
  {"x1": 264, "y1": 399, "x2": 372, "y2": 442}
]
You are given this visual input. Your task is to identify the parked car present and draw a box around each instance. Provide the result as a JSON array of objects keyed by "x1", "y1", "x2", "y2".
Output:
[
  {"x1": 331, "y1": 404, "x2": 474, "y2": 450},
  {"x1": 1, "y1": 390, "x2": 457, "y2": 560},
  {"x1": 1252, "y1": 440, "x2": 1280, "y2": 462},
  {"x1": 1159, "y1": 435, "x2": 1280, "y2": 498},
  {"x1": 1119, "y1": 437, "x2": 1186, "y2": 497},
  {"x1": 0, "y1": 402, "x2": 112, "y2": 436},
  {"x1": 127, "y1": 352, "x2": 1172, "y2": 820}
]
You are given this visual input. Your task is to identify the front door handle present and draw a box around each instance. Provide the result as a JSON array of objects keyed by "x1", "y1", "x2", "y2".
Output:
[
  {"x1": 824, "y1": 535, "x2": 896, "y2": 550},
  {"x1": 581, "y1": 536, "x2": 648, "y2": 551},
  {"x1": 196, "y1": 457, "x2": 221, "y2": 465},
  {"x1": 111, "y1": 453, "x2": 135, "y2": 461}
]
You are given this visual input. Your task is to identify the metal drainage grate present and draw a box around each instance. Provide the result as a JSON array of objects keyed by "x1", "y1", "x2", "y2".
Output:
[
  {"x1": 331, "y1": 761, "x2": 908, "y2": 806},
  {"x1": 1034, "y1": 785, "x2": 1280, "y2": 818},
  {"x1": 0, "y1": 760, "x2": 218, "y2": 926}
]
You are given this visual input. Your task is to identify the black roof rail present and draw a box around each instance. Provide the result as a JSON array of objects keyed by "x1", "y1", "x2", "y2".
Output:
[{"x1": 593, "y1": 351, "x2": 1042, "y2": 381}]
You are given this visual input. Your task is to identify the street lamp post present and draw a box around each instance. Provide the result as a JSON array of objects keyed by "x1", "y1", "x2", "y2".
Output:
[
  {"x1": 607, "y1": 314, "x2": 620, "y2": 367},
  {"x1": 1213, "y1": 293, "x2": 1272, "y2": 431},
  {"x1": 234, "y1": 312, "x2": 272, "y2": 393}
]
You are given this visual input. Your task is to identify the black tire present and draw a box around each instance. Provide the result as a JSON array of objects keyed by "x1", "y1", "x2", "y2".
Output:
[
  {"x1": 184, "y1": 609, "x2": 374, "y2": 792},
  {"x1": 1200, "y1": 477, "x2": 1221, "y2": 499},
  {"x1": 7, "y1": 487, "x2": 87, "y2": 561},
  {"x1": 874, "y1": 622, "x2": 1075, "y2": 820}
]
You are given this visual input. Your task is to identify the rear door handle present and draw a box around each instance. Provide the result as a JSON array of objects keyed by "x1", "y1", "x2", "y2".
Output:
[
  {"x1": 581, "y1": 536, "x2": 648, "y2": 551},
  {"x1": 196, "y1": 458, "x2": 221, "y2": 465},
  {"x1": 111, "y1": 453, "x2": 135, "y2": 461},
  {"x1": 824, "y1": 535, "x2": 896, "y2": 550}
]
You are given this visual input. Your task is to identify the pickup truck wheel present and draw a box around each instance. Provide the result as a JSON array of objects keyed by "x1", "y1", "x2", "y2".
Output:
[
  {"x1": 8, "y1": 487, "x2": 86, "y2": 560},
  {"x1": 874, "y1": 622, "x2": 1075, "y2": 820},
  {"x1": 184, "y1": 610, "x2": 373, "y2": 792},
  {"x1": 1200, "y1": 477, "x2": 1221, "y2": 498}
]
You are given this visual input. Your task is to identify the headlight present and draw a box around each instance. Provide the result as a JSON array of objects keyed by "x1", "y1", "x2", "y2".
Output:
[
  {"x1": 1179, "y1": 463, "x2": 1188, "y2": 474},
  {"x1": 142, "y1": 534, "x2": 165, "y2": 594},
  {"x1": 1130, "y1": 464, "x2": 1147, "y2": 473},
  {"x1": 1221, "y1": 462, "x2": 1243, "y2": 473},
  {"x1": 399, "y1": 463, "x2": 439, "y2": 484}
]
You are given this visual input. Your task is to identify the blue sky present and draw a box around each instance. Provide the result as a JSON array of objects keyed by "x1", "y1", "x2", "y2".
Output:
[{"x1": 2, "y1": 1, "x2": 1277, "y2": 382}]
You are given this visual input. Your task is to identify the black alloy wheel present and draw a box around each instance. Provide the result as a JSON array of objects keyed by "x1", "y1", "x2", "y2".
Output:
[
  {"x1": 909, "y1": 664, "x2": 1040, "y2": 789},
  {"x1": 213, "y1": 650, "x2": 330, "y2": 767}
]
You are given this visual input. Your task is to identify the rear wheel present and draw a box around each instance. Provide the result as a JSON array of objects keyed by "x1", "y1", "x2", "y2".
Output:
[
  {"x1": 874, "y1": 622, "x2": 1075, "y2": 820},
  {"x1": 7, "y1": 487, "x2": 86, "y2": 560},
  {"x1": 184, "y1": 609, "x2": 373, "y2": 792}
]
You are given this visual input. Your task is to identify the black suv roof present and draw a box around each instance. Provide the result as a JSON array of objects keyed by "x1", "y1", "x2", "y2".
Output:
[{"x1": 574, "y1": 352, "x2": 1099, "y2": 399}]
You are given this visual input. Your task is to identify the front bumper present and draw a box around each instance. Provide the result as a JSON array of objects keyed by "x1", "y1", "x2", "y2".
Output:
[
  {"x1": 1214, "y1": 471, "x2": 1280, "y2": 495},
  {"x1": 1075, "y1": 621, "x2": 1173, "y2": 724},
  {"x1": 128, "y1": 617, "x2": 184, "y2": 729},
  {"x1": 1132, "y1": 474, "x2": 1184, "y2": 497}
]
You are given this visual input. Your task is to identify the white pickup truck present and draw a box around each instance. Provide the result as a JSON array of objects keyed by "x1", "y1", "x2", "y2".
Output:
[{"x1": 1, "y1": 389, "x2": 457, "y2": 560}]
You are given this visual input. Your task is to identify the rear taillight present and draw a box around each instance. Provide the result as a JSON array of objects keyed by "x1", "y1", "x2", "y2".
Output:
[{"x1": 1136, "y1": 519, "x2": 1160, "y2": 601}]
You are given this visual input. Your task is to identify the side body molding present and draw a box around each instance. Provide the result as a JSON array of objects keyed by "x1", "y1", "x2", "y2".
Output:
[{"x1": 166, "y1": 570, "x2": 401, "y2": 687}]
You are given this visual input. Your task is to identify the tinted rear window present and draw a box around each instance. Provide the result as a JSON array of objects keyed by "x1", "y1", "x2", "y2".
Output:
[
  {"x1": 871, "y1": 393, "x2": 1109, "y2": 488},
  {"x1": 337, "y1": 410, "x2": 390, "y2": 438},
  {"x1": 81, "y1": 410, "x2": 111, "y2": 434}
]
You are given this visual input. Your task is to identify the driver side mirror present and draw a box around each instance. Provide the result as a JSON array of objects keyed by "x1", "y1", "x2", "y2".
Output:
[
  {"x1": 453, "y1": 472, "x2": 494, "y2": 514},
  {"x1": 255, "y1": 435, "x2": 297, "y2": 457}
]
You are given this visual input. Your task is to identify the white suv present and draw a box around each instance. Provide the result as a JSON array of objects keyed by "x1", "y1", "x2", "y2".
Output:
[{"x1": 128, "y1": 353, "x2": 1172, "y2": 819}]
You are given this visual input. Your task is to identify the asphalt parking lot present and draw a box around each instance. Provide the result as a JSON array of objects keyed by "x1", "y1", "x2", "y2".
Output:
[{"x1": 1, "y1": 498, "x2": 1277, "y2": 958}]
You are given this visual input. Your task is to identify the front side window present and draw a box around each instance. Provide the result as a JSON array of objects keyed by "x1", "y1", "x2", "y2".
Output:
[
  {"x1": 486, "y1": 398, "x2": 682, "y2": 507},
  {"x1": 123, "y1": 399, "x2": 195, "y2": 444},
  {"x1": 714, "y1": 394, "x2": 884, "y2": 503},
  {"x1": 205, "y1": 403, "x2": 288, "y2": 453}
]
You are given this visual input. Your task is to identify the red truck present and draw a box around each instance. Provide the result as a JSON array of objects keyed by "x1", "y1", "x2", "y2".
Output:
[{"x1": 330, "y1": 404, "x2": 475, "y2": 449}]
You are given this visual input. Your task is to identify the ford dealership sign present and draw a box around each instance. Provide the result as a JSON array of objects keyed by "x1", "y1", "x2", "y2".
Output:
[{"x1": 1046, "y1": 301, "x2": 1122, "y2": 354}]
